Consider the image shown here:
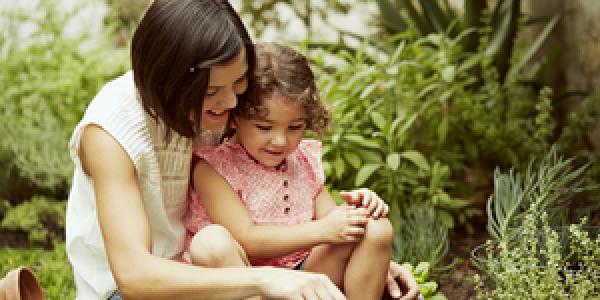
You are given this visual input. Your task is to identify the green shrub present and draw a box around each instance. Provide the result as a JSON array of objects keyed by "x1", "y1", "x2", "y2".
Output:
[
  {"x1": 474, "y1": 212, "x2": 599, "y2": 299},
  {"x1": 311, "y1": 32, "x2": 553, "y2": 267},
  {"x1": 486, "y1": 146, "x2": 593, "y2": 241},
  {"x1": 1, "y1": 196, "x2": 66, "y2": 245},
  {"x1": 0, "y1": 0, "x2": 128, "y2": 241},
  {"x1": 0, "y1": 0, "x2": 128, "y2": 199},
  {"x1": 474, "y1": 148, "x2": 600, "y2": 299},
  {"x1": 0, "y1": 243, "x2": 75, "y2": 299}
]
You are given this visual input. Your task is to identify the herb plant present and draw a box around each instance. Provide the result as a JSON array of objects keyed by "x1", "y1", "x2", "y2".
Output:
[{"x1": 474, "y1": 148, "x2": 600, "y2": 299}]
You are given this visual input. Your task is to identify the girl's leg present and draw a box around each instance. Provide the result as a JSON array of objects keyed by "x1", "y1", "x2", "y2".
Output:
[
  {"x1": 188, "y1": 224, "x2": 251, "y2": 267},
  {"x1": 302, "y1": 218, "x2": 393, "y2": 300},
  {"x1": 301, "y1": 242, "x2": 355, "y2": 287},
  {"x1": 344, "y1": 218, "x2": 393, "y2": 299},
  {"x1": 189, "y1": 225, "x2": 263, "y2": 300}
]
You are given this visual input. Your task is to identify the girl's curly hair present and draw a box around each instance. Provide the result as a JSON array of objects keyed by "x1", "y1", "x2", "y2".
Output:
[{"x1": 235, "y1": 43, "x2": 329, "y2": 135}]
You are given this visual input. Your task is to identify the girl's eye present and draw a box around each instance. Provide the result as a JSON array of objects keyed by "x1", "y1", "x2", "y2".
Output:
[
  {"x1": 289, "y1": 124, "x2": 305, "y2": 130},
  {"x1": 255, "y1": 124, "x2": 272, "y2": 131}
]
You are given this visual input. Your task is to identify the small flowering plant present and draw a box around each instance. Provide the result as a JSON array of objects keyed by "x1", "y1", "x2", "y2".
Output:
[
  {"x1": 472, "y1": 147, "x2": 600, "y2": 299},
  {"x1": 473, "y1": 208, "x2": 599, "y2": 299}
]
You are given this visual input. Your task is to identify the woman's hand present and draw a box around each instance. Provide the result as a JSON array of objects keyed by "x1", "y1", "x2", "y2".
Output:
[
  {"x1": 340, "y1": 188, "x2": 389, "y2": 219},
  {"x1": 258, "y1": 268, "x2": 346, "y2": 300},
  {"x1": 386, "y1": 261, "x2": 420, "y2": 299},
  {"x1": 318, "y1": 204, "x2": 369, "y2": 243}
]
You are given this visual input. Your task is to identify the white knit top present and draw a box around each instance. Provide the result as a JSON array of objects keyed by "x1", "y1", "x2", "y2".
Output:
[{"x1": 65, "y1": 71, "x2": 192, "y2": 300}]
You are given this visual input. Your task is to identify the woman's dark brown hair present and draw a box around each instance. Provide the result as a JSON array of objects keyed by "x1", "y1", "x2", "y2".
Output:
[
  {"x1": 236, "y1": 43, "x2": 329, "y2": 135},
  {"x1": 131, "y1": 0, "x2": 256, "y2": 138}
]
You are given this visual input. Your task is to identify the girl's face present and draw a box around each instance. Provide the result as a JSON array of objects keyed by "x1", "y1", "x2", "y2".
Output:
[
  {"x1": 234, "y1": 93, "x2": 307, "y2": 167},
  {"x1": 201, "y1": 49, "x2": 248, "y2": 131}
]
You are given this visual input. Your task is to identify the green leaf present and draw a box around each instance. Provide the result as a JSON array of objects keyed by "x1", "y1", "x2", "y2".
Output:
[
  {"x1": 419, "y1": 282, "x2": 438, "y2": 296},
  {"x1": 463, "y1": 0, "x2": 485, "y2": 51},
  {"x1": 358, "y1": 149, "x2": 384, "y2": 164},
  {"x1": 322, "y1": 144, "x2": 332, "y2": 155},
  {"x1": 414, "y1": 261, "x2": 430, "y2": 278},
  {"x1": 396, "y1": 113, "x2": 418, "y2": 136},
  {"x1": 370, "y1": 111, "x2": 386, "y2": 131},
  {"x1": 334, "y1": 156, "x2": 346, "y2": 180},
  {"x1": 343, "y1": 134, "x2": 381, "y2": 149},
  {"x1": 508, "y1": 15, "x2": 559, "y2": 79},
  {"x1": 438, "y1": 195, "x2": 470, "y2": 209},
  {"x1": 386, "y1": 153, "x2": 401, "y2": 171},
  {"x1": 355, "y1": 164, "x2": 381, "y2": 186},
  {"x1": 400, "y1": 150, "x2": 430, "y2": 171},
  {"x1": 342, "y1": 151, "x2": 362, "y2": 169},
  {"x1": 418, "y1": 0, "x2": 450, "y2": 33},
  {"x1": 397, "y1": 0, "x2": 433, "y2": 35},
  {"x1": 360, "y1": 83, "x2": 377, "y2": 99},
  {"x1": 441, "y1": 65, "x2": 455, "y2": 82},
  {"x1": 486, "y1": 0, "x2": 520, "y2": 80},
  {"x1": 375, "y1": 0, "x2": 408, "y2": 32},
  {"x1": 438, "y1": 210, "x2": 454, "y2": 228},
  {"x1": 323, "y1": 161, "x2": 332, "y2": 177},
  {"x1": 437, "y1": 117, "x2": 448, "y2": 144}
]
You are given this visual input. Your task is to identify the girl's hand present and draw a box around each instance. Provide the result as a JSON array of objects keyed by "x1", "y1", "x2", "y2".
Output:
[
  {"x1": 340, "y1": 188, "x2": 389, "y2": 219},
  {"x1": 318, "y1": 205, "x2": 369, "y2": 243}
]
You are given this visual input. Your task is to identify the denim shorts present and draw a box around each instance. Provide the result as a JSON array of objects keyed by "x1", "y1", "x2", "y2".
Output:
[{"x1": 108, "y1": 290, "x2": 121, "y2": 300}]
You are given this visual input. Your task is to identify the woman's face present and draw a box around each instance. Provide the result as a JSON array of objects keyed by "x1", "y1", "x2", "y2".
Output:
[{"x1": 201, "y1": 49, "x2": 248, "y2": 131}]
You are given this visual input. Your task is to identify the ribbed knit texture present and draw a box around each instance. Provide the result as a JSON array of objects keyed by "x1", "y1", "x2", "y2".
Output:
[{"x1": 65, "y1": 71, "x2": 192, "y2": 300}]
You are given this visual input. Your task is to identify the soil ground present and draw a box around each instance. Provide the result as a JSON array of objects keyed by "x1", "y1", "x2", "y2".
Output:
[{"x1": 437, "y1": 217, "x2": 489, "y2": 300}]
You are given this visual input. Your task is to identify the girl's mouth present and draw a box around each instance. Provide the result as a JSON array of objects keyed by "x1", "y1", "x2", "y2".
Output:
[{"x1": 264, "y1": 149, "x2": 284, "y2": 156}]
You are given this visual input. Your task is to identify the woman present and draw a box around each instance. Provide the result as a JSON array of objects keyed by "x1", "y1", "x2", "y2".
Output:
[{"x1": 65, "y1": 0, "x2": 418, "y2": 299}]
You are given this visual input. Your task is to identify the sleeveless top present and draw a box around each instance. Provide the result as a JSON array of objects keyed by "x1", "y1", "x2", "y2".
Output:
[
  {"x1": 65, "y1": 71, "x2": 192, "y2": 299},
  {"x1": 185, "y1": 139, "x2": 325, "y2": 268}
]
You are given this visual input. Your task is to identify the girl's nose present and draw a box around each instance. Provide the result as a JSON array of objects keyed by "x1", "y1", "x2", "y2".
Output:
[{"x1": 271, "y1": 133, "x2": 287, "y2": 146}]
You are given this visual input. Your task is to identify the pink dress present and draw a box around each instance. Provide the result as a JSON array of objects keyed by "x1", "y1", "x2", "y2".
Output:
[{"x1": 184, "y1": 139, "x2": 325, "y2": 268}]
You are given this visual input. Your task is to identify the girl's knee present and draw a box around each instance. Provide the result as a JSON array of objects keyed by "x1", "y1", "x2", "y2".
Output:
[
  {"x1": 364, "y1": 218, "x2": 393, "y2": 248},
  {"x1": 189, "y1": 225, "x2": 245, "y2": 267}
]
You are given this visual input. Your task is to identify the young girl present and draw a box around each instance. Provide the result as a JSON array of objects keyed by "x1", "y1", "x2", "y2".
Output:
[{"x1": 185, "y1": 43, "x2": 394, "y2": 299}]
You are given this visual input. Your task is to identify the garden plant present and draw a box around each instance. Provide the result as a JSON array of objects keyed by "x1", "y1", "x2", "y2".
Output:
[{"x1": 473, "y1": 147, "x2": 599, "y2": 299}]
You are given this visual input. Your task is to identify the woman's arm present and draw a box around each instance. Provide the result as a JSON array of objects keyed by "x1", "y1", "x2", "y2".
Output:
[
  {"x1": 81, "y1": 125, "x2": 344, "y2": 300},
  {"x1": 195, "y1": 161, "x2": 368, "y2": 258}
]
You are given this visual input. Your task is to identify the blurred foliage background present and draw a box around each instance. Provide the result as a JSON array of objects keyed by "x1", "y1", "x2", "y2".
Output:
[{"x1": 1, "y1": 0, "x2": 599, "y2": 298}]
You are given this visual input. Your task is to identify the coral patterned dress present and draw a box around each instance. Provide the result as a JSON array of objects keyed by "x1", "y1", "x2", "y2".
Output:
[{"x1": 184, "y1": 139, "x2": 325, "y2": 268}]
